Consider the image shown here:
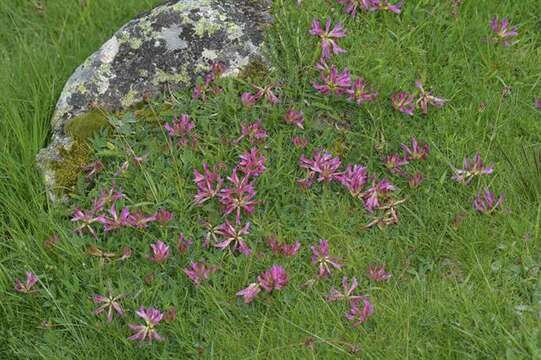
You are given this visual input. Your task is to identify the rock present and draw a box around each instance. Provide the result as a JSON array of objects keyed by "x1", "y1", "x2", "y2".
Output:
[{"x1": 37, "y1": 0, "x2": 272, "y2": 201}]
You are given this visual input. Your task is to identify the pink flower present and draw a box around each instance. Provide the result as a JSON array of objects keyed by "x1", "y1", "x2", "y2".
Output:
[
  {"x1": 254, "y1": 85, "x2": 280, "y2": 105},
  {"x1": 177, "y1": 233, "x2": 193, "y2": 253},
  {"x1": 237, "y1": 120, "x2": 268, "y2": 144},
  {"x1": 367, "y1": 265, "x2": 392, "y2": 281},
  {"x1": 338, "y1": 164, "x2": 368, "y2": 197},
  {"x1": 377, "y1": 0, "x2": 403, "y2": 14},
  {"x1": 100, "y1": 204, "x2": 132, "y2": 232},
  {"x1": 401, "y1": 137, "x2": 429, "y2": 161},
  {"x1": 193, "y1": 62, "x2": 226, "y2": 101},
  {"x1": 127, "y1": 211, "x2": 156, "y2": 229},
  {"x1": 148, "y1": 241, "x2": 170, "y2": 263},
  {"x1": 491, "y1": 16, "x2": 518, "y2": 46},
  {"x1": 236, "y1": 265, "x2": 288, "y2": 303},
  {"x1": 93, "y1": 289, "x2": 125, "y2": 322},
  {"x1": 215, "y1": 221, "x2": 252, "y2": 256},
  {"x1": 266, "y1": 236, "x2": 301, "y2": 257},
  {"x1": 363, "y1": 178, "x2": 396, "y2": 212},
  {"x1": 164, "y1": 114, "x2": 195, "y2": 146},
  {"x1": 452, "y1": 153, "x2": 494, "y2": 184},
  {"x1": 299, "y1": 150, "x2": 342, "y2": 183},
  {"x1": 183, "y1": 262, "x2": 217, "y2": 286},
  {"x1": 84, "y1": 160, "x2": 103, "y2": 179},
  {"x1": 326, "y1": 276, "x2": 363, "y2": 303},
  {"x1": 346, "y1": 297, "x2": 374, "y2": 327},
  {"x1": 14, "y1": 272, "x2": 38, "y2": 293},
  {"x1": 219, "y1": 169, "x2": 258, "y2": 224},
  {"x1": 408, "y1": 172, "x2": 424, "y2": 188},
  {"x1": 128, "y1": 307, "x2": 164, "y2": 343},
  {"x1": 71, "y1": 209, "x2": 106, "y2": 238},
  {"x1": 346, "y1": 78, "x2": 378, "y2": 106},
  {"x1": 337, "y1": 0, "x2": 379, "y2": 16},
  {"x1": 258, "y1": 265, "x2": 289, "y2": 292},
  {"x1": 241, "y1": 92, "x2": 258, "y2": 107},
  {"x1": 313, "y1": 66, "x2": 352, "y2": 96},
  {"x1": 284, "y1": 109, "x2": 305, "y2": 129},
  {"x1": 391, "y1": 92, "x2": 416, "y2": 116},
  {"x1": 154, "y1": 209, "x2": 173, "y2": 225},
  {"x1": 193, "y1": 163, "x2": 223, "y2": 205},
  {"x1": 383, "y1": 154, "x2": 409, "y2": 175},
  {"x1": 236, "y1": 283, "x2": 261, "y2": 304},
  {"x1": 311, "y1": 240, "x2": 342, "y2": 277},
  {"x1": 238, "y1": 147, "x2": 266, "y2": 178},
  {"x1": 292, "y1": 136, "x2": 309, "y2": 149},
  {"x1": 473, "y1": 189, "x2": 504, "y2": 214},
  {"x1": 309, "y1": 18, "x2": 347, "y2": 59},
  {"x1": 535, "y1": 98, "x2": 541, "y2": 111},
  {"x1": 415, "y1": 80, "x2": 446, "y2": 114}
]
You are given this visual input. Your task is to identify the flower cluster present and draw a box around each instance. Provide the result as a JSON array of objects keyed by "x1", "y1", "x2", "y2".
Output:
[
  {"x1": 336, "y1": 0, "x2": 403, "y2": 17},
  {"x1": 193, "y1": 62, "x2": 226, "y2": 101},
  {"x1": 241, "y1": 84, "x2": 279, "y2": 107},
  {"x1": 237, "y1": 265, "x2": 289, "y2": 304},
  {"x1": 391, "y1": 80, "x2": 446, "y2": 116},
  {"x1": 452, "y1": 153, "x2": 493, "y2": 184},
  {"x1": 267, "y1": 236, "x2": 301, "y2": 257},
  {"x1": 164, "y1": 114, "x2": 196, "y2": 146},
  {"x1": 490, "y1": 16, "x2": 518, "y2": 46}
]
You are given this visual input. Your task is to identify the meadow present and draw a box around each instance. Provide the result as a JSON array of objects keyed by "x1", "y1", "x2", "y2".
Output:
[{"x1": 2, "y1": 0, "x2": 541, "y2": 359}]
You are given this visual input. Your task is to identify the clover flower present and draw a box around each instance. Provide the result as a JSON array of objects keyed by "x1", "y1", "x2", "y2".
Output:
[
  {"x1": 128, "y1": 307, "x2": 164, "y2": 343},
  {"x1": 473, "y1": 189, "x2": 504, "y2": 214},
  {"x1": 415, "y1": 80, "x2": 446, "y2": 114},
  {"x1": 128, "y1": 211, "x2": 156, "y2": 229},
  {"x1": 164, "y1": 114, "x2": 195, "y2": 146},
  {"x1": 299, "y1": 150, "x2": 342, "y2": 183},
  {"x1": 338, "y1": 164, "x2": 368, "y2": 197},
  {"x1": 452, "y1": 153, "x2": 494, "y2": 184},
  {"x1": 367, "y1": 265, "x2": 392, "y2": 281},
  {"x1": 347, "y1": 78, "x2": 378, "y2": 106},
  {"x1": 219, "y1": 169, "x2": 258, "y2": 224},
  {"x1": 408, "y1": 172, "x2": 424, "y2": 188},
  {"x1": 177, "y1": 233, "x2": 193, "y2": 253},
  {"x1": 401, "y1": 137, "x2": 429, "y2": 161},
  {"x1": 490, "y1": 16, "x2": 518, "y2": 46},
  {"x1": 193, "y1": 163, "x2": 223, "y2": 204},
  {"x1": 292, "y1": 136, "x2": 309, "y2": 149},
  {"x1": 391, "y1": 92, "x2": 416, "y2": 116},
  {"x1": 148, "y1": 241, "x2": 170, "y2": 264},
  {"x1": 236, "y1": 265, "x2": 288, "y2": 304},
  {"x1": 93, "y1": 288, "x2": 125, "y2": 322},
  {"x1": 309, "y1": 18, "x2": 347, "y2": 59},
  {"x1": 215, "y1": 221, "x2": 252, "y2": 256},
  {"x1": 154, "y1": 209, "x2": 173, "y2": 225},
  {"x1": 376, "y1": 0, "x2": 403, "y2": 14},
  {"x1": 14, "y1": 272, "x2": 38, "y2": 293},
  {"x1": 313, "y1": 66, "x2": 352, "y2": 96},
  {"x1": 311, "y1": 240, "x2": 342, "y2": 277},
  {"x1": 346, "y1": 297, "x2": 374, "y2": 327},
  {"x1": 72, "y1": 209, "x2": 106, "y2": 238},
  {"x1": 383, "y1": 154, "x2": 409, "y2": 175},
  {"x1": 237, "y1": 120, "x2": 268, "y2": 144},
  {"x1": 326, "y1": 276, "x2": 363, "y2": 303},
  {"x1": 337, "y1": 0, "x2": 379, "y2": 16},
  {"x1": 284, "y1": 109, "x2": 305, "y2": 129},
  {"x1": 535, "y1": 98, "x2": 541, "y2": 111},
  {"x1": 183, "y1": 262, "x2": 217, "y2": 286},
  {"x1": 267, "y1": 236, "x2": 301, "y2": 257},
  {"x1": 238, "y1": 147, "x2": 266, "y2": 178},
  {"x1": 241, "y1": 85, "x2": 279, "y2": 107},
  {"x1": 363, "y1": 178, "x2": 396, "y2": 212}
]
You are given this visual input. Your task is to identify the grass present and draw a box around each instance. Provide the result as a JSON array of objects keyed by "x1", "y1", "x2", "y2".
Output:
[{"x1": 2, "y1": 0, "x2": 541, "y2": 358}]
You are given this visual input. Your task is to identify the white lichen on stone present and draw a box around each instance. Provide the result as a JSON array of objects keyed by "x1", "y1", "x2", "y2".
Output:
[{"x1": 98, "y1": 36, "x2": 120, "y2": 64}]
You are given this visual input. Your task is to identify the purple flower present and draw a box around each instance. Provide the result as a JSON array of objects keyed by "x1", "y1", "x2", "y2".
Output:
[
  {"x1": 164, "y1": 114, "x2": 195, "y2": 146},
  {"x1": 383, "y1": 154, "x2": 409, "y2": 175},
  {"x1": 254, "y1": 85, "x2": 280, "y2": 105},
  {"x1": 534, "y1": 98, "x2": 541, "y2": 111},
  {"x1": 284, "y1": 109, "x2": 305, "y2": 129},
  {"x1": 491, "y1": 16, "x2": 518, "y2": 46},
  {"x1": 128, "y1": 307, "x2": 164, "y2": 343},
  {"x1": 127, "y1": 211, "x2": 156, "y2": 229},
  {"x1": 313, "y1": 66, "x2": 352, "y2": 96},
  {"x1": 452, "y1": 153, "x2": 494, "y2": 184},
  {"x1": 292, "y1": 136, "x2": 309, "y2": 149},
  {"x1": 93, "y1": 289, "x2": 125, "y2": 322},
  {"x1": 408, "y1": 172, "x2": 424, "y2": 188},
  {"x1": 266, "y1": 236, "x2": 301, "y2": 257},
  {"x1": 337, "y1": 0, "x2": 379, "y2": 16},
  {"x1": 391, "y1": 92, "x2": 416, "y2": 116},
  {"x1": 219, "y1": 169, "x2": 258, "y2": 224},
  {"x1": 338, "y1": 164, "x2": 368, "y2": 197},
  {"x1": 473, "y1": 189, "x2": 504, "y2": 214},
  {"x1": 100, "y1": 204, "x2": 132, "y2": 232},
  {"x1": 183, "y1": 262, "x2": 217, "y2": 286},
  {"x1": 367, "y1": 265, "x2": 392, "y2": 281},
  {"x1": 177, "y1": 233, "x2": 193, "y2": 253},
  {"x1": 154, "y1": 209, "x2": 173, "y2": 225},
  {"x1": 237, "y1": 120, "x2": 268, "y2": 144},
  {"x1": 299, "y1": 150, "x2": 342, "y2": 183},
  {"x1": 194, "y1": 163, "x2": 223, "y2": 205},
  {"x1": 401, "y1": 137, "x2": 429, "y2": 161},
  {"x1": 363, "y1": 178, "x2": 396, "y2": 212},
  {"x1": 258, "y1": 265, "x2": 289, "y2": 292},
  {"x1": 241, "y1": 92, "x2": 258, "y2": 107},
  {"x1": 346, "y1": 297, "x2": 374, "y2": 327},
  {"x1": 84, "y1": 160, "x2": 104, "y2": 179},
  {"x1": 148, "y1": 241, "x2": 170, "y2": 264},
  {"x1": 71, "y1": 209, "x2": 106, "y2": 238},
  {"x1": 415, "y1": 80, "x2": 446, "y2": 114},
  {"x1": 14, "y1": 272, "x2": 38, "y2": 293},
  {"x1": 238, "y1": 147, "x2": 266, "y2": 178},
  {"x1": 215, "y1": 221, "x2": 252, "y2": 256},
  {"x1": 326, "y1": 276, "x2": 363, "y2": 303},
  {"x1": 347, "y1": 78, "x2": 378, "y2": 105},
  {"x1": 311, "y1": 240, "x2": 342, "y2": 277},
  {"x1": 236, "y1": 283, "x2": 261, "y2": 304},
  {"x1": 309, "y1": 18, "x2": 347, "y2": 59},
  {"x1": 377, "y1": 0, "x2": 403, "y2": 14}
]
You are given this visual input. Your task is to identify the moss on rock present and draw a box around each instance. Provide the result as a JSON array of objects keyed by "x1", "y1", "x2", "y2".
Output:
[
  {"x1": 51, "y1": 140, "x2": 91, "y2": 190},
  {"x1": 64, "y1": 111, "x2": 109, "y2": 141}
]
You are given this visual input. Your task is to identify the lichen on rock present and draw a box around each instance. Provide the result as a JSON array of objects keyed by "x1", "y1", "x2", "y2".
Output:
[{"x1": 37, "y1": 0, "x2": 273, "y2": 202}]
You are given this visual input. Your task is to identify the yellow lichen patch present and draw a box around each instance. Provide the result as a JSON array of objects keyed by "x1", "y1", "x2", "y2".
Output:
[
  {"x1": 51, "y1": 140, "x2": 91, "y2": 190},
  {"x1": 64, "y1": 111, "x2": 110, "y2": 141}
]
